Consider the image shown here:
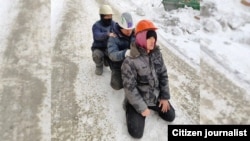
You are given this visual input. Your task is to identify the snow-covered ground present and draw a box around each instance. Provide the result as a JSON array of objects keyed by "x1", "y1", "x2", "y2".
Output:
[
  {"x1": 200, "y1": 0, "x2": 250, "y2": 91},
  {"x1": 1, "y1": 0, "x2": 250, "y2": 140},
  {"x1": 199, "y1": 0, "x2": 250, "y2": 124}
]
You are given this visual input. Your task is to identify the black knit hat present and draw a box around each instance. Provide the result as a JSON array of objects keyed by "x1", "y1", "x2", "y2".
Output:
[{"x1": 146, "y1": 30, "x2": 157, "y2": 40}]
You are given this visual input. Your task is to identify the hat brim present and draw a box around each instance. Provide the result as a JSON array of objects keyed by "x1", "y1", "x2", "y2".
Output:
[
  {"x1": 122, "y1": 27, "x2": 134, "y2": 30},
  {"x1": 118, "y1": 24, "x2": 134, "y2": 30}
]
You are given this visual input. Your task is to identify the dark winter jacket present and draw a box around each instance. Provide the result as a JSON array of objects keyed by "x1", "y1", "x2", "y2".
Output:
[
  {"x1": 121, "y1": 42, "x2": 170, "y2": 114},
  {"x1": 91, "y1": 20, "x2": 116, "y2": 51},
  {"x1": 107, "y1": 23, "x2": 135, "y2": 70}
]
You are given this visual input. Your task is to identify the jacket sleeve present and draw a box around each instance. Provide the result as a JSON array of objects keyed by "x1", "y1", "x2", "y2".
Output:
[
  {"x1": 158, "y1": 51, "x2": 170, "y2": 100},
  {"x1": 92, "y1": 23, "x2": 109, "y2": 41},
  {"x1": 107, "y1": 37, "x2": 127, "y2": 62},
  {"x1": 121, "y1": 58, "x2": 148, "y2": 114}
]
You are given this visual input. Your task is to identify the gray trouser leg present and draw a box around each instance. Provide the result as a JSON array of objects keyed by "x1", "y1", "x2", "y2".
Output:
[
  {"x1": 92, "y1": 49, "x2": 104, "y2": 75},
  {"x1": 92, "y1": 49, "x2": 104, "y2": 67}
]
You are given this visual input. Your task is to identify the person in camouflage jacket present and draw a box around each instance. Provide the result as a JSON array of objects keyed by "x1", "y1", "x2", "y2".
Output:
[{"x1": 121, "y1": 20, "x2": 175, "y2": 139}]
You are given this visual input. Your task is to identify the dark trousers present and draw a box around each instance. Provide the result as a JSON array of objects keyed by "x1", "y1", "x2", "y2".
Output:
[
  {"x1": 125, "y1": 101, "x2": 175, "y2": 138},
  {"x1": 110, "y1": 69, "x2": 123, "y2": 90}
]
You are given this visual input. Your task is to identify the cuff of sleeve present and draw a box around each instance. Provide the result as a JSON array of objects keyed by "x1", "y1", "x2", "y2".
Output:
[
  {"x1": 160, "y1": 93, "x2": 170, "y2": 100},
  {"x1": 137, "y1": 103, "x2": 148, "y2": 114}
]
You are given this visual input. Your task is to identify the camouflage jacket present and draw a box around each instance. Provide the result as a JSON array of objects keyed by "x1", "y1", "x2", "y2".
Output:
[{"x1": 121, "y1": 42, "x2": 170, "y2": 113}]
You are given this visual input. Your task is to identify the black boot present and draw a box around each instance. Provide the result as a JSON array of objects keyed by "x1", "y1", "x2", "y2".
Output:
[
  {"x1": 95, "y1": 65, "x2": 103, "y2": 75},
  {"x1": 110, "y1": 70, "x2": 123, "y2": 90}
]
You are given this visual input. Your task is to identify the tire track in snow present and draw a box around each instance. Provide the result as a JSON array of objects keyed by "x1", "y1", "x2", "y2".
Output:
[
  {"x1": 51, "y1": 0, "x2": 80, "y2": 140},
  {"x1": 0, "y1": 0, "x2": 50, "y2": 141},
  {"x1": 52, "y1": 0, "x2": 115, "y2": 140}
]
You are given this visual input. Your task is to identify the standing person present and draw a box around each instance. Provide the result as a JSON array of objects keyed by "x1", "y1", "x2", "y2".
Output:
[
  {"x1": 107, "y1": 12, "x2": 135, "y2": 90},
  {"x1": 121, "y1": 19, "x2": 175, "y2": 138},
  {"x1": 91, "y1": 4, "x2": 116, "y2": 75}
]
